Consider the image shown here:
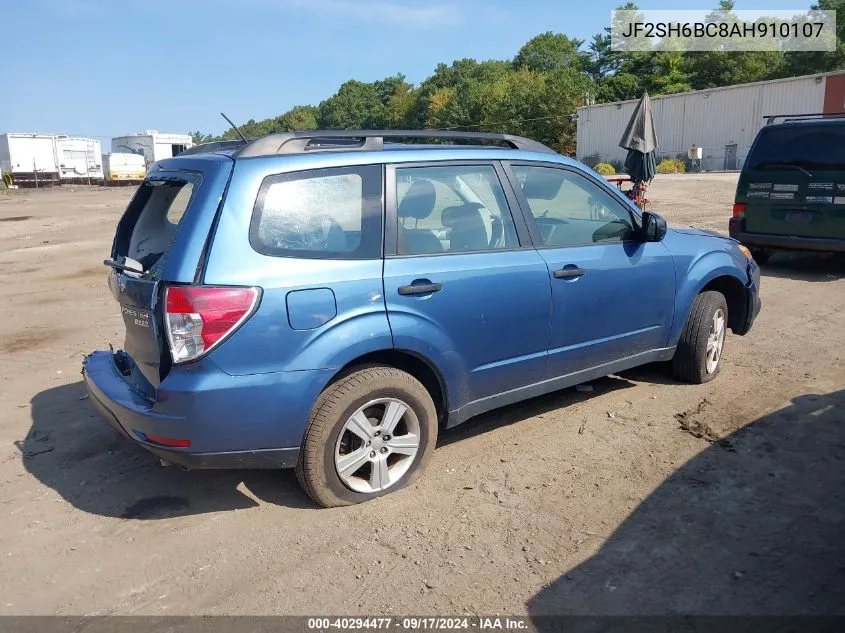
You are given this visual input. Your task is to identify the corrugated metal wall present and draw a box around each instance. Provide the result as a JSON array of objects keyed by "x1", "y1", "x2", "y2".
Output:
[{"x1": 577, "y1": 72, "x2": 836, "y2": 171}]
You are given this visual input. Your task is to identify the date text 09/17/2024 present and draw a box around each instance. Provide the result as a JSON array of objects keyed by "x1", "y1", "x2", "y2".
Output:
[{"x1": 306, "y1": 617, "x2": 528, "y2": 630}]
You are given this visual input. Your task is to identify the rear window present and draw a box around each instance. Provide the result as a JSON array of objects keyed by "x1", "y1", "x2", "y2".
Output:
[
  {"x1": 250, "y1": 165, "x2": 383, "y2": 259},
  {"x1": 113, "y1": 176, "x2": 199, "y2": 273},
  {"x1": 747, "y1": 124, "x2": 845, "y2": 171}
]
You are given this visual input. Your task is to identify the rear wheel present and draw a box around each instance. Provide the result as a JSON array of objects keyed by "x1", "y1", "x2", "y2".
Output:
[
  {"x1": 296, "y1": 366, "x2": 437, "y2": 507},
  {"x1": 672, "y1": 291, "x2": 729, "y2": 384}
]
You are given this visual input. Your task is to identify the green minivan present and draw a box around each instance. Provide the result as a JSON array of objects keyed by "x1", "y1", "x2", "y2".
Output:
[{"x1": 729, "y1": 117, "x2": 845, "y2": 263}]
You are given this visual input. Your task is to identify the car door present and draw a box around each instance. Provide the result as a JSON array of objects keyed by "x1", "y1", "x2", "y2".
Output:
[
  {"x1": 382, "y1": 161, "x2": 552, "y2": 410},
  {"x1": 505, "y1": 162, "x2": 675, "y2": 379}
]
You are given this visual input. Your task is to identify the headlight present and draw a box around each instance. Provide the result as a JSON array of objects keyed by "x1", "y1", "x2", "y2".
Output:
[{"x1": 737, "y1": 244, "x2": 752, "y2": 260}]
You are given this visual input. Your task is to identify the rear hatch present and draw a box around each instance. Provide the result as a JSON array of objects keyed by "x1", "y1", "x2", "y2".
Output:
[
  {"x1": 105, "y1": 156, "x2": 233, "y2": 396},
  {"x1": 738, "y1": 122, "x2": 845, "y2": 239}
]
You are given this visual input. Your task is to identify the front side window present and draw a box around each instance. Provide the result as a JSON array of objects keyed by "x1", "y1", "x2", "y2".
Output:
[
  {"x1": 250, "y1": 165, "x2": 382, "y2": 259},
  {"x1": 512, "y1": 165, "x2": 636, "y2": 247},
  {"x1": 395, "y1": 164, "x2": 519, "y2": 256}
]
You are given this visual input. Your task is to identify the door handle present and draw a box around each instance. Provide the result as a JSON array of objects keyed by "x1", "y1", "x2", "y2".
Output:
[
  {"x1": 553, "y1": 267, "x2": 586, "y2": 279},
  {"x1": 398, "y1": 282, "x2": 443, "y2": 295}
]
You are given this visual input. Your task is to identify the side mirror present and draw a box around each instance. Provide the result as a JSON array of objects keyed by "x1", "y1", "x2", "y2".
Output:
[{"x1": 642, "y1": 211, "x2": 667, "y2": 242}]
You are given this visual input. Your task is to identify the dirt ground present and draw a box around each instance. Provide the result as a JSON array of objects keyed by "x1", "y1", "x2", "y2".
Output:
[{"x1": 0, "y1": 173, "x2": 843, "y2": 617}]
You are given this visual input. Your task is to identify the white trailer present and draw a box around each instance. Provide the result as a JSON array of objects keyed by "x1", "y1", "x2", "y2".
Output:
[
  {"x1": 102, "y1": 152, "x2": 146, "y2": 184},
  {"x1": 0, "y1": 133, "x2": 60, "y2": 186},
  {"x1": 110, "y1": 130, "x2": 193, "y2": 166},
  {"x1": 56, "y1": 136, "x2": 104, "y2": 183}
]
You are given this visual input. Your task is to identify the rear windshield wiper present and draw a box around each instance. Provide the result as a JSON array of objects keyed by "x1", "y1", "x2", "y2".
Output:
[
  {"x1": 103, "y1": 258, "x2": 144, "y2": 275},
  {"x1": 755, "y1": 162, "x2": 813, "y2": 178}
]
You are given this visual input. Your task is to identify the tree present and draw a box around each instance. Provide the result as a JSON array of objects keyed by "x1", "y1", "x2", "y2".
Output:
[
  {"x1": 596, "y1": 72, "x2": 641, "y2": 102},
  {"x1": 586, "y1": 32, "x2": 618, "y2": 80},
  {"x1": 374, "y1": 75, "x2": 419, "y2": 128},
  {"x1": 190, "y1": 131, "x2": 213, "y2": 144},
  {"x1": 208, "y1": 12, "x2": 845, "y2": 150},
  {"x1": 411, "y1": 59, "x2": 512, "y2": 128},
  {"x1": 274, "y1": 105, "x2": 319, "y2": 131},
  {"x1": 316, "y1": 75, "x2": 411, "y2": 129},
  {"x1": 317, "y1": 80, "x2": 386, "y2": 129},
  {"x1": 683, "y1": 51, "x2": 783, "y2": 90},
  {"x1": 681, "y1": 1, "x2": 784, "y2": 89},
  {"x1": 514, "y1": 32, "x2": 587, "y2": 73},
  {"x1": 782, "y1": 0, "x2": 845, "y2": 75}
]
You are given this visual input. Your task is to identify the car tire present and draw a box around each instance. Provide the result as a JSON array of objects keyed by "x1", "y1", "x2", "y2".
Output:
[
  {"x1": 672, "y1": 290, "x2": 729, "y2": 384},
  {"x1": 750, "y1": 249, "x2": 770, "y2": 265},
  {"x1": 296, "y1": 366, "x2": 438, "y2": 508}
]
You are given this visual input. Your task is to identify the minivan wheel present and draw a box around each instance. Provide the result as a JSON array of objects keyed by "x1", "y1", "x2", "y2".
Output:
[
  {"x1": 296, "y1": 366, "x2": 438, "y2": 507},
  {"x1": 672, "y1": 291, "x2": 729, "y2": 384}
]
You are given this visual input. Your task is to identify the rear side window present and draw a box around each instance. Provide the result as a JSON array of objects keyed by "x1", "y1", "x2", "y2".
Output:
[
  {"x1": 250, "y1": 165, "x2": 383, "y2": 259},
  {"x1": 747, "y1": 124, "x2": 845, "y2": 171},
  {"x1": 394, "y1": 164, "x2": 519, "y2": 255},
  {"x1": 114, "y1": 177, "x2": 199, "y2": 273}
]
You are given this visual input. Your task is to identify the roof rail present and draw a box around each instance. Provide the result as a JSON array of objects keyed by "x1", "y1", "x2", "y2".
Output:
[
  {"x1": 764, "y1": 112, "x2": 845, "y2": 125},
  {"x1": 234, "y1": 129, "x2": 555, "y2": 157}
]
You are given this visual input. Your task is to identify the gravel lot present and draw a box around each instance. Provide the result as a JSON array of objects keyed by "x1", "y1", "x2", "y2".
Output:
[{"x1": 1, "y1": 173, "x2": 843, "y2": 617}]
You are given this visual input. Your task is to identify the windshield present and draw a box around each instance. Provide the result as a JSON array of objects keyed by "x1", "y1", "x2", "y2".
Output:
[{"x1": 746, "y1": 124, "x2": 845, "y2": 172}]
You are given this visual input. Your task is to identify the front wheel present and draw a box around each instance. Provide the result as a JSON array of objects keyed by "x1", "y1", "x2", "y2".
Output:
[
  {"x1": 296, "y1": 366, "x2": 438, "y2": 507},
  {"x1": 672, "y1": 291, "x2": 729, "y2": 384}
]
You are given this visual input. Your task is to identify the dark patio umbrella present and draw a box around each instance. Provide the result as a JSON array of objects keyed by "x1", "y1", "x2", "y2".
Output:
[{"x1": 620, "y1": 92, "x2": 658, "y2": 184}]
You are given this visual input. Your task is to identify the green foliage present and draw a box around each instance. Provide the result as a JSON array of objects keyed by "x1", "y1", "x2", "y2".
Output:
[
  {"x1": 210, "y1": 0, "x2": 845, "y2": 151},
  {"x1": 318, "y1": 80, "x2": 386, "y2": 129},
  {"x1": 782, "y1": 0, "x2": 845, "y2": 75},
  {"x1": 683, "y1": 51, "x2": 784, "y2": 90},
  {"x1": 514, "y1": 32, "x2": 587, "y2": 73},
  {"x1": 656, "y1": 158, "x2": 686, "y2": 174},
  {"x1": 596, "y1": 72, "x2": 641, "y2": 102},
  {"x1": 594, "y1": 163, "x2": 616, "y2": 175},
  {"x1": 276, "y1": 105, "x2": 319, "y2": 131},
  {"x1": 190, "y1": 131, "x2": 214, "y2": 145},
  {"x1": 219, "y1": 105, "x2": 319, "y2": 141}
]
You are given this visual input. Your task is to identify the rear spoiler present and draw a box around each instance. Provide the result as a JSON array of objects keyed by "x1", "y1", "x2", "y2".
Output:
[
  {"x1": 178, "y1": 140, "x2": 252, "y2": 156},
  {"x1": 764, "y1": 112, "x2": 845, "y2": 125}
]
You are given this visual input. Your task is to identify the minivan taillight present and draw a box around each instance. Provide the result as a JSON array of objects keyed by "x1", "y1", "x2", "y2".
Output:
[
  {"x1": 732, "y1": 202, "x2": 747, "y2": 218},
  {"x1": 164, "y1": 286, "x2": 260, "y2": 363}
]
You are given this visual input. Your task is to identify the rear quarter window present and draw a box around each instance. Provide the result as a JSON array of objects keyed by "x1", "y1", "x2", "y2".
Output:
[{"x1": 249, "y1": 165, "x2": 383, "y2": 259}]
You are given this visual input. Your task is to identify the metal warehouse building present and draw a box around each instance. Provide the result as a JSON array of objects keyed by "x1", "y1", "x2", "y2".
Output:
[{"x1": 576, "y1": 71, "x2": 845, "y2": 172}]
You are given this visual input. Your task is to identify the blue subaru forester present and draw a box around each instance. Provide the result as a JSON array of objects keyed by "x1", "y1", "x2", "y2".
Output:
[{"x1": 83, "y1": 130, "x2": 761, "y2": 507}]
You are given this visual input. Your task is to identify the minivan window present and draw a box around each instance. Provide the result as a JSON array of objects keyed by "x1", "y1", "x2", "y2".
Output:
[
  {"x1": 250, "y1": 165, "x2": 382, "y2": 259},
  {"x1": 746, "y1": 124, "x2": 845, "y2": 171}
]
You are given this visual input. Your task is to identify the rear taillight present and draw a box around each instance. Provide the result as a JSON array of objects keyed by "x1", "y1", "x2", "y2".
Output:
[
  {"x1": 164, "y1": 286, "x2": 260, "y2": 363},
  {"x1": 732, "y1": 202, "x2": 747, "y2": 218}
]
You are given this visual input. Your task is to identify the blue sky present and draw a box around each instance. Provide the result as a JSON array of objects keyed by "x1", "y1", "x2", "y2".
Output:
[{"x1": 1, "y1": 0, "x2": 811, "y2": 144}]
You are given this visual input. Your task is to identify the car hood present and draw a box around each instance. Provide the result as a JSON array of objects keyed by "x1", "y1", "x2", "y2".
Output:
[{"x1": 671, "y1": 227, "x2": 734, "y2": 241}]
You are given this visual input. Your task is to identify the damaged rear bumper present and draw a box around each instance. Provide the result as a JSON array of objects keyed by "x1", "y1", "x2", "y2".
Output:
[{"x1": 81, "y1": 350, "x2": 305, "y2": 469}]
